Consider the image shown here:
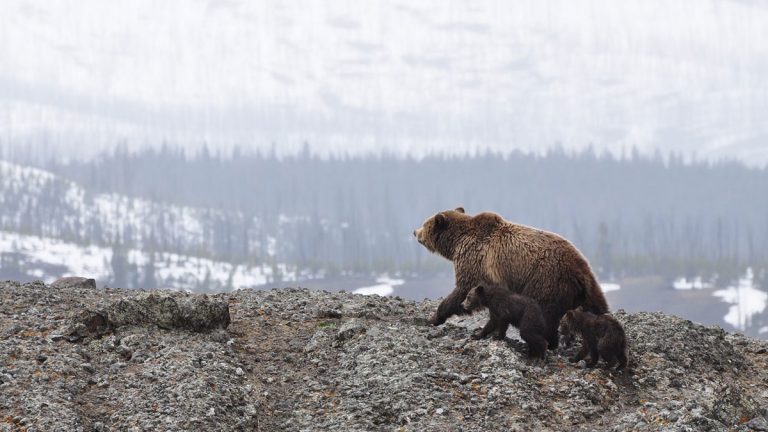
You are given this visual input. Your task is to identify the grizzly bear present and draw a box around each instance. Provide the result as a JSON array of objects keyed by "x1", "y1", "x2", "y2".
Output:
[
  {"x1": 461, "y1": 284, "x2": 548, "y2": 359},
  {"x1": 559, "y1": 308, "x2": 627, "y2": 369},
  {"x1": 413, "y1": 207, "x2": 609, "y2": 349}
]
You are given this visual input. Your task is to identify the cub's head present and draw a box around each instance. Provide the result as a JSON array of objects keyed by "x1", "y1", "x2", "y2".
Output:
[
  {"x1": 558, "y1": 307, "x2": 584, "y2": 337},
  {"x1": 461, "y1": 285, "x2": 487, "y2": 312},
  {"x1": 558, "y1": 310, "x2": 575, "y2": 338},
  {"x1": 413, "y1": 207, "x2": 466, "y2": 258}
]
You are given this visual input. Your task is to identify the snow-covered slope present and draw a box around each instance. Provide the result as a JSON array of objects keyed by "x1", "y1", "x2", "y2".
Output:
[
  {"x1": 0, "y1": 159, "x2": 231, "y2": 254},
  {"x1": 1, "y1": 1, "x2": 767, "y2": 163},
  {"x1": 0, "y1": 160, "x2": 307, "y2": 290},
  {"x1": 0, "y1": 229, "x2": 297, "y2": 291}
]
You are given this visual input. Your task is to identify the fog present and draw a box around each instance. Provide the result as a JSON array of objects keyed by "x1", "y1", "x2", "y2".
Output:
[{"x1": 1, "y1": 0, "x2": 768, "y2": 163}]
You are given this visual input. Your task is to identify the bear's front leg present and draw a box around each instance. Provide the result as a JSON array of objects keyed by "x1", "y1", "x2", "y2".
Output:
[
  {"x1": 472, "y1": 319, "x2": 497, "y2": 340},
  {"x1": 429, "y1": 285, "x2": 471, "y2": 326}
]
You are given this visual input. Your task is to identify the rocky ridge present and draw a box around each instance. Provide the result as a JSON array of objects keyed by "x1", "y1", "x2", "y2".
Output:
[{"x1": 1, "y1": 281, "x2": 768, "y2": 431}]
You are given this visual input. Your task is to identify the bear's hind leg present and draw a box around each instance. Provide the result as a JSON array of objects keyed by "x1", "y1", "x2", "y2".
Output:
[
  {"x1": 543, "y1": 311, "x2": 562, "y2": 350},
  {"x1": 539, "y1": 302, "x2": 566, "y2": 350}
]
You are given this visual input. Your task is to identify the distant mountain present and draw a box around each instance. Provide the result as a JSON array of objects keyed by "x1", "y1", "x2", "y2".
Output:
[{"x1": 1, "y1": 0, "x2": 767, "y2": 164}]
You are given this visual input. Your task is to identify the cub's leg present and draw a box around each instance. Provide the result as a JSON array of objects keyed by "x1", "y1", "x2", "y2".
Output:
[
  {"x1": 493, "y1": 321, "x2": 510, "y2": 340},
  {"x1": 598, "y1": 339, "x2": 618, "y2": 368},
  {"x1": 617, "y1": 350, "x2": 628, "y2": 369},
  {"x1": 520, "y1": 328, "x2": 548, "y2": 359},
  {"x1": 569, "y1": 342, "x2": 588, "y2": 363},
  {"x1": 585, "y1": 343, "x2": 600, "y2": 368}
]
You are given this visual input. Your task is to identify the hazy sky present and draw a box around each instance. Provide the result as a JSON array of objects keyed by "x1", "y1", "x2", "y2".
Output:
[{"x1": 1, "y1": 0, "x2": 767, "y2": 162}]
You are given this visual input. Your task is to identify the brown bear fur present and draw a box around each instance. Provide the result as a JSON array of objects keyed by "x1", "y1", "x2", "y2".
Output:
[
  {"x1": 461, "y1": 284, "x2": 548, "y2": 359},
  {"x1": 559, "y1": 308, "x2": 627, "y2": 369},
  {"x1": 414, "y1": 207, "x2": 609, "y2": 349}
]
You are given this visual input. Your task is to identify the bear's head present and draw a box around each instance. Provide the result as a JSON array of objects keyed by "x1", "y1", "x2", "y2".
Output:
[
  {"x1": 413, "y1": 207, "x2": 467, "y2": 258},
  {"x1": 461, "y1": 285, "x2": 486, "y2": 312}
]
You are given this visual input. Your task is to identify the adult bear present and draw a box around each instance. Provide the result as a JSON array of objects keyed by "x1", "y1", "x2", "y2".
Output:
[{"x1": 413, "y1": 207, "x2": 609, "y2": 349}]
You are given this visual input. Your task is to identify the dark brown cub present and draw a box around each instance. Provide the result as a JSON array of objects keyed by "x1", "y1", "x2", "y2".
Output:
[
  {"x1": 461, "y1": 284, "x2": 548, "y2": 359},
  {"x1": 559, "y1": 308, "x2": 628, "y2": 369}
]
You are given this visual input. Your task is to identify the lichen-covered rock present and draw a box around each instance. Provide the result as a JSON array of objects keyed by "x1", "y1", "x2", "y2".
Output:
[
  {"x1": 67, "y1": 309, "x2": 112, "y2": 341},
  {"x1": 67, "y1": 293, "x2": 231, "y2": 340},
  {"x1": 2, "y1": 282, "x2": 768, "y2": 431},
  {"x1": 108, "y1": 293, "x2": 231, "y2": 331}
]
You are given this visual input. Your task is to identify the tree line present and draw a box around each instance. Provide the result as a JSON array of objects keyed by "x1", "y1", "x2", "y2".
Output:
[{"x1": 38, "y1": 145, "x2": 767, "y2": 286}]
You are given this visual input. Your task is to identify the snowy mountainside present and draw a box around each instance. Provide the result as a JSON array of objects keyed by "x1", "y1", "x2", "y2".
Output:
[
  {"x1": 0, "y1": 160, "x2": 267, "y2": 259},
  {"x1": 0, "y1": 230, "x2": 298, "y2": 291},
  {"x1": 0, "y1": 160, "x2": 306, "y2": 289}
]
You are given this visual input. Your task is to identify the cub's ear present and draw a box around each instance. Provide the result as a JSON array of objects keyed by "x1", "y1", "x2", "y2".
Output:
[
  {"x1": 565, "y1": 310, "x2": 574, "y2": 319},
  {"x1": 454, "y1": 207, "x2": 465, "y2": 214},
  {"x1": 576, "y1": 306, "x2": 585, "y2": 312},
  {"x1": 474, "y1": 285, "x2": 484, "y2": 295},
  {"x1": 434, "y1": 212, "x2": 448, "y2": 229}
]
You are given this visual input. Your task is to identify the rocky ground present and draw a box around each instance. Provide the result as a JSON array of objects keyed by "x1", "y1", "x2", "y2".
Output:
[{"x1": 1, "y1": 280, "x2": 768, "y2": 431}]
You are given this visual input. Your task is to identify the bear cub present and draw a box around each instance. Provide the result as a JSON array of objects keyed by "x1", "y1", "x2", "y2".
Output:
[
  {"x1": 461, "y1": 284, "x2": 548, "y2": 359},
  {"x1": 559, "y1": 308, "x2": 628, "y2": 369}
]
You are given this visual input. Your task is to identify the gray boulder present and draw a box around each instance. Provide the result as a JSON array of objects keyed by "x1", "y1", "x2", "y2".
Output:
[{"x1": 50, "y1": 276, "x2": 96, "y2": 289}]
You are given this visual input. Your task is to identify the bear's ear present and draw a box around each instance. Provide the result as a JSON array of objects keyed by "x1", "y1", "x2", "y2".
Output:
[
  {"x1": 434, "y1": 212, "x2": 448, "y2": 229},
  {"x1": 474, "y1": 285, "x2": 484, "y2": 295},
  {"x1": 454, "y1": 207, "x2": 465, "y2": 214},
  {"x1": 565, "y1": 310, "x2": 574, "y2": 319}
]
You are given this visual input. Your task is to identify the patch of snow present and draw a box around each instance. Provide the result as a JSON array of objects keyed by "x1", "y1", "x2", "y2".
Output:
[
  {"x1": 0, "y1": 230, "x2": 112, "y2": 279},
  {"x1": 713, "y1": 268, "x2": 768, "y2": 331},
  {"x1": 600, "y1": 282, "x2": 621, "y2": 293},
  {"x1": 673, "y1": 276, "x2": 713, "y2": 290},
  {"x1": 354, "y1": 274, "x2": 405, "y2": 297}
]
